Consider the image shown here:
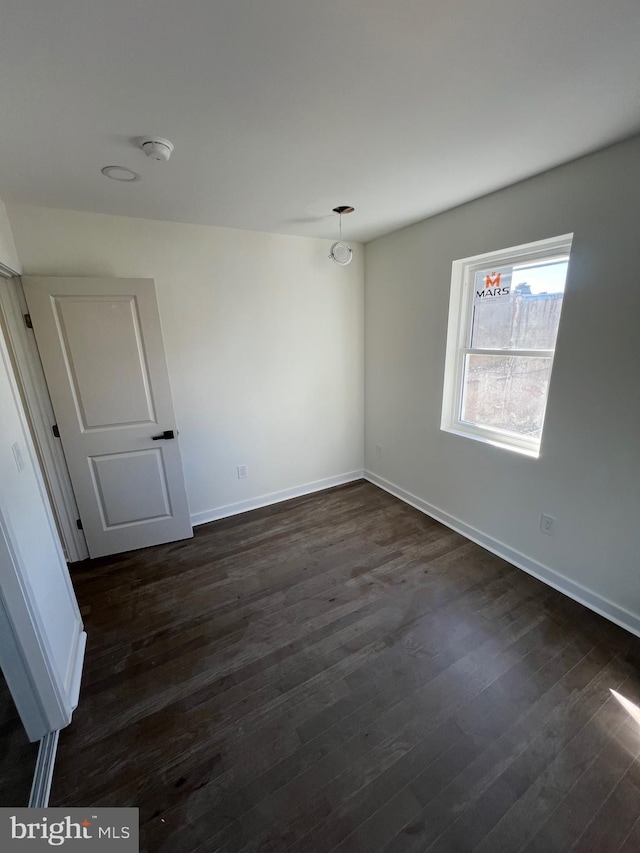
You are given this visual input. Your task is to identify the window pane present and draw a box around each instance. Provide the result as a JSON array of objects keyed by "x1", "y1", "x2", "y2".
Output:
[
  {"x1": 461, "y1": 354, "x2": 553, "y2": 438},
  {"x1": 471, "y1": 259, "x2": 568, "y2": 350}
]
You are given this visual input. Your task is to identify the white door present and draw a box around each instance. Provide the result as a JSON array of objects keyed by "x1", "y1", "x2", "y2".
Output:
[
  {"x1": 22, "y1": 277, "x2": 193, "y2": 559},
  {"x1": 0, "y1": 321, "x2": 85, "y2": 740}
]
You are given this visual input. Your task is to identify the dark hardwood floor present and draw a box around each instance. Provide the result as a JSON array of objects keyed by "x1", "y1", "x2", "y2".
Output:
[
  {"x1": 0, "y1": 668, "x2": 38, "y2": 806},
  {"x1": 51, "y1": 481, "x2": 640, "y2": 852}
]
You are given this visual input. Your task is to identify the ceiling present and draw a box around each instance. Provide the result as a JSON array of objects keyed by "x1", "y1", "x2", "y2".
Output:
[{"x1": 1, "y1": 0, "x2": 639, "y2": 243}]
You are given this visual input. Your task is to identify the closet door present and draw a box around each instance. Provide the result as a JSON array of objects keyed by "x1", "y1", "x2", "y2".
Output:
[{"x1": 0, "y1": 321, "x2": 85, "y2": 741}]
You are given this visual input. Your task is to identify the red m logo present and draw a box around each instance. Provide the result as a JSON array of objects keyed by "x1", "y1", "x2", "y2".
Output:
[{"x1": 484, "y1": 272, "x2": 501, "y2": 288}]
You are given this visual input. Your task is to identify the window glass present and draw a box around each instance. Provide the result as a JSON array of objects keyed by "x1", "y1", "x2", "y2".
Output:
[
  {"x1": 461, "y1": 354, "x2": 553, "y2": 437},
  {"x1": 471, "y1": 260, "x2": 568, "y2": 350}
]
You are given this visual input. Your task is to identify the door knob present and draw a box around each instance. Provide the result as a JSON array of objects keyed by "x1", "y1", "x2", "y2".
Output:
[{"x1": 152, "y1": 430, "x2": 175, "y2": 440}]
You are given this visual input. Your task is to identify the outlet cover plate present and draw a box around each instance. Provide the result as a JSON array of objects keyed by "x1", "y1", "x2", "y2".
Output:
[{"x1": 540, "y1": 513, "x2": 555, "y2": 535}]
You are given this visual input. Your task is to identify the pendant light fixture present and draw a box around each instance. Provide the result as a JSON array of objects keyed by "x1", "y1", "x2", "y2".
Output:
[{"x1": 329, "y1": 206, "x2": 355, "y2": 265}]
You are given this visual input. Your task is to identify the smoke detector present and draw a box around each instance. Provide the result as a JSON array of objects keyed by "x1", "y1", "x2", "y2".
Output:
[{"x1": 139, "y1": 137, "x2": 174, "y2": 162}]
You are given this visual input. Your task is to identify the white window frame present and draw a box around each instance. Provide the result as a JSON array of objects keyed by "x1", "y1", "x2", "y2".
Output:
[{"x1": 441, "y1": 233, "x2": 573, "y2": 457}]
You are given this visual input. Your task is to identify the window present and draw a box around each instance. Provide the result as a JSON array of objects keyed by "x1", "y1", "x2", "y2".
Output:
[{"x1": 441, "y1": 234, "x2": 572, "y2": 456}]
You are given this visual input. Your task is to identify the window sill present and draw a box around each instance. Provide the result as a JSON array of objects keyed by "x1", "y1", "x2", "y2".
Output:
[{"x1": 441, "y1": 424, "x2": 541, "y2": 458}]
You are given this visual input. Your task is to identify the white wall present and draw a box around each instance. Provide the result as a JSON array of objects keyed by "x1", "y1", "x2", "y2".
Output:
[
  {"x1": 7, "y1": 207, "x2": 364, "y2": 522},
  {"x1": 365, "y1": 134, "x2": 640, "y2": 634},
  {"x1": 0, "y1": 198, "x2": 21, "y2": 273}
]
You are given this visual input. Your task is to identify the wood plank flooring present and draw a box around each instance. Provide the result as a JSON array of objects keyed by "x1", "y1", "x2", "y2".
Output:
[{"x1": 51, "y1": 481, "x2": 640, "y2": 852}]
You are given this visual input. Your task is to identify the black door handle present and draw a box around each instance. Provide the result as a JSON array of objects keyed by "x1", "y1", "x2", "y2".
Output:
[{"x1": 152, "y1": 430, "x2": 175, "y2": 440}]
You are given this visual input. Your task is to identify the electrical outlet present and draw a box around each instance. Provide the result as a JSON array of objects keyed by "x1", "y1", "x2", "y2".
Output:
[
  {"x1": 540, "y1": 513, "x2": 555, "y2": 535},
  {"x1": 237, "y1": 464, "x2": 248, "y2": 480},
  {"x1": 376, "y1": 444, "x2": 383, "y2": 458}
]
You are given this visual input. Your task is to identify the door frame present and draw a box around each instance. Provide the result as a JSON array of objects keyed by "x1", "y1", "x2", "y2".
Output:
[{"x1": 0, "y1": 266, "x2": 88, "y2": 562}]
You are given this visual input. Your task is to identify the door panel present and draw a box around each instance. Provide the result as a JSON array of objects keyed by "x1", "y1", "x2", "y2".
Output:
[
  {"x1": 22, "y1": 277, "x2": 192, "y2": 558},
  {"x1": 54, "y1": 295, "x2": 157, "y2": 429},
  {"x1": 90, "y1": 449, "x2": 172, "y2": 527}
]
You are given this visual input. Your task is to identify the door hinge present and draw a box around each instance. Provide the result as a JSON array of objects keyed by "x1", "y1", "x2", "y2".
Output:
[
  {"x1": 24, "y1": 313, "x2": 33, "y2": 329},
  {"x1": 52, "y1": 424, "x2": 60, "y2": 438},
  {"x1": 76, "y1": 518, "x2": 83, "y2": 530}
]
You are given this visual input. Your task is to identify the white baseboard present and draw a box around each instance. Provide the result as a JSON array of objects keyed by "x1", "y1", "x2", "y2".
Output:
[
  {"x1": 365, "y1": 470, "x2": 640, "y2": 639},
  {"x1": 29, "y1": 730, "x2": 59, "y2": 808},
  {"x1": 191, "y1": 470, "x2": 364, "y2": 527}
]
